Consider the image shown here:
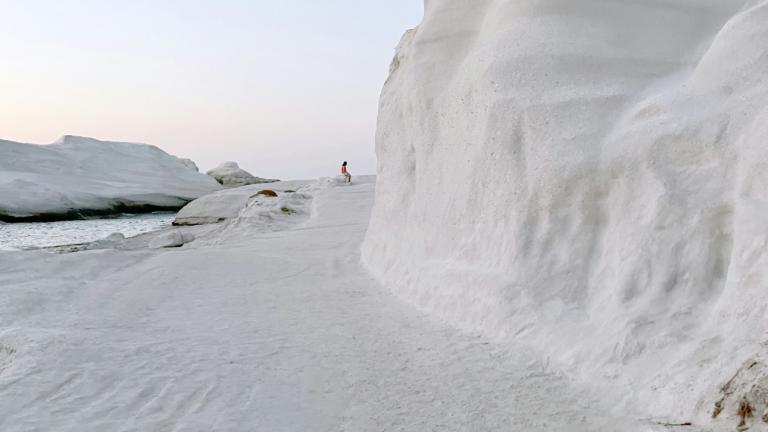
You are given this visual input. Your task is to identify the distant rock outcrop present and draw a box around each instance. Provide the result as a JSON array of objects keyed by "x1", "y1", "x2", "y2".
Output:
[
  {"x1": 206, "y1": 162, "x2": 277, "y2": 187},
  {"x1": 0, "y1": 135, "x2": 222, "y2": 222}
]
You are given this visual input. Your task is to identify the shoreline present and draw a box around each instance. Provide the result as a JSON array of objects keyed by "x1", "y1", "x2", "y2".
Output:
[{"x1": 0, "y1": 202, "x2": 189, "y2": 224}]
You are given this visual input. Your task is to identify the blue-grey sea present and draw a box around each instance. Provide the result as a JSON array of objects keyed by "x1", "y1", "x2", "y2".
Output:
[{"x1": 0, "y1": 212, "x2": 175, "y2": 250}]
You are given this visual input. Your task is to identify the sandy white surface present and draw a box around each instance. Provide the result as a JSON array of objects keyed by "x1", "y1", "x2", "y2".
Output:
[{"x1": 0, "y1": 178, "x2": 649, "y2": 432}]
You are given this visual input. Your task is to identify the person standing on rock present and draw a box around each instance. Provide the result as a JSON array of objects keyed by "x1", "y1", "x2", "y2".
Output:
[{"x1": 341, "y1": 161, "x2": 351, "y2": 183}]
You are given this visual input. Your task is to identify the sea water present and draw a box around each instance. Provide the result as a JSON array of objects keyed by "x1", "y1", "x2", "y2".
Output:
[{"x1": 0, "y1": 212, "x2": 175, "y2": 250}]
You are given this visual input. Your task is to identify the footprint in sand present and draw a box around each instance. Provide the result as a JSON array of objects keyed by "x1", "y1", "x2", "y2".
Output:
[{"x1": 0, "y1": 344, "x2": 17, "y2": 375}]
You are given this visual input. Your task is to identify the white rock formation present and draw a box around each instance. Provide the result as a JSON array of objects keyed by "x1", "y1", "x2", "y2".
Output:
[
  {"x1": 173, "y1": 180, "x2": 310, "y2": 226},
  {"x1": 103, "y1": 233, "x2": 126, "y2": 242},
  {"x1": 0, "y1": 136, "x2": 221, "y2": 221},
  {"x1": 149, "y1": 230, "x2": 196, "y2": 249},
  {"x1": 206, "y1": 161, "x2": 277, "y2": 187},
  {"x1": 363, "y1": 0, "x2": 768, "y2": 427}
]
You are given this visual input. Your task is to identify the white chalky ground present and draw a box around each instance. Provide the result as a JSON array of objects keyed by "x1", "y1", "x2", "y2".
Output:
[{"x1": 0, "y1": 179, "x2": 659, "y2": 431}]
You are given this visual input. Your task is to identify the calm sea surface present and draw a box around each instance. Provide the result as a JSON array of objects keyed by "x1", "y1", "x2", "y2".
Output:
[{"x1": 0, "y1": 212, "x2": 175, "y2": 250}]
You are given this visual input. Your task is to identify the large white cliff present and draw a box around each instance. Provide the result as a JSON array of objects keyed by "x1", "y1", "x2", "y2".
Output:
[{"x1": 363, "y1": 0, "x2": 768, "y2": 427}]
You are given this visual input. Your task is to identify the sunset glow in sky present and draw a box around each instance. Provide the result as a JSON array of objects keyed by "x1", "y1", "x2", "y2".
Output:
[{"x1": 0, "y1": 1, "x2": 423, "y2": 179}]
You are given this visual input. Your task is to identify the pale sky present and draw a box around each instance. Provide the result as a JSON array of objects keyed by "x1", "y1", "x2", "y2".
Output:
[{"x1": 0, "y1": 1, "x2": 423, "y2": 179}]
